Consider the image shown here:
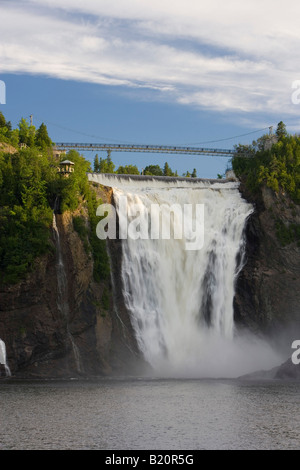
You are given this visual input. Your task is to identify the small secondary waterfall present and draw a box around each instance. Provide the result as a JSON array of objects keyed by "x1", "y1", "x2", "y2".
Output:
[
  {"x1": 89, "y1": 174, "x2": 283, "y2": 377},
  {"x1": 52, "y1": 200, "x2": 83, "y2": 374},
  {"x1": 0, "y1": 338, "x2": 11, "y2": 377}
]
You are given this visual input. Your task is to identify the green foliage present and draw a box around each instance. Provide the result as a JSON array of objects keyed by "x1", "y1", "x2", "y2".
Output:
[
  {"x1": 0, "y1": 112, "x2": 112, "y2": 286},
  {"x1": 35, "y1": 123, "x2": 52, "y2": 149},
  {"x1": 93, "y1": 154, "x2": 100, "y2": 172},
  {"x1": 73, "y1": 216, "x2": 88, "y2": 239},
  {"x1": 0, "y1": 147, "x2": 54, "y2": 284},
  {"x1": 97, "y1": 153, "x2": 115, "y2": 173},
  {"x1": 0, "y1": 115, "x2": 52, "y2": 150},
  {"x1": 90, "y1": 152, "x2": 196, "y2": 178},
  {"x1": 116, "y1": 164, "x2": 140, "y2": 175},
  {"x1": 0, "y1": 204, "x2": 53, "y2": 284},
  {"x1": 144, "y1": 164, "x2": 163, "y2": 176},
  {"x1": 163, "y1": 162, "x2": 172, "y2": 176},
  {"x1": 0, "y1": 112, "x2": 16, "y2": 145},
  {"x1": 72, "y1": 215, "x2": 90, "y2": 253},
  {"x1": 276, "y1": 121, "x2": 288, "y2": 140},
  {"x1": 232, "y1": 122, "x2": 300, "y2": 203},
  {"x1": 59, "y1": 150, "x2": 92, "y2": 212},
  {"x1": 0, "y1": 111, "x2": 113, "y2": 286},
  {"x1": 275, "y1": 220, "x2": 300, "y2": 247},
  {"x1": 18, "y1": 118, "x2": 36, "y2": 147},
  {"x1": 86, "y1": 192, "x2": 110, "y2": 282},
  {"x1": 0, "y1": 112, "x2": 6, "y2": 128}
]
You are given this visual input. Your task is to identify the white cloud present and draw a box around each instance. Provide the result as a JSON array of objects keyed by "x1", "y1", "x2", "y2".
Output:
[{"x1": 1, "y1": 0, "x2": 300, "y2": 123}]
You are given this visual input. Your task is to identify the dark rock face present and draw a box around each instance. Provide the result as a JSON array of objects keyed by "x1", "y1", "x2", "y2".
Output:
[
  {"x1": 234, "y1": 183, "x2": 300, "y2": 357},
  {"x1": 0, "y1": 185, "x2": 142, "y2": 379},
  {"x1": 239, "y1": 357, "x2": 300, "y2": 380},
  {"x1": 275, "y1": 358, "x2": 300, "y2": 380}
]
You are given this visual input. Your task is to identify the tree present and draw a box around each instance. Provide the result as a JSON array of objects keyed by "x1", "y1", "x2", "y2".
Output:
[
  {"x1": 116, "y1": 164, "x2": 140, "y2": 175},
  {"x1": 191, "y1": 168, "x2": 197, "y2": 178},
  {"x1": 163, "y1": 162, "x2": 173, "y2": 177},
  {"x1": 94, "y1": 154, "x2": 100, "y2": 172},
  {"x1": 232, "y1": 126, "x2": 300, "y2": 203},
  {"x1": 105, "y1": 152, "x2": 115, "y2": 173},
  {"x1": 99, "y1": 154, "x2": 115, "y2": 173},
  {"x1": 0, "y1": 112, "x2": 6, "y2": 128},
  {"x1": 35, "y1": 123, "x2": 52, "y2": 149},
  {"x1": 234, "y1": 142, "x2": 256, "y2": 156},
  {"x1": 99, "y1": 157, "x2": 106, "y2": 173},
  {"x1": 144, "y1": 165, "x2": 163, "y2": 176},
  {"x1": 18, "y1": 118, "x2": 35, "y2": 147},
  {"x1": 0, "y1": 112, "x2": 13, "y2": 143},
  {"x1": 276, "y1": 121, "x2": 287, "y2": 140}
]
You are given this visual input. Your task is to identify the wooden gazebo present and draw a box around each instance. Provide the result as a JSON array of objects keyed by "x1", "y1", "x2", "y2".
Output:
[{"x1": 58, "y1": 160, "x2": 75, "y2": 177}]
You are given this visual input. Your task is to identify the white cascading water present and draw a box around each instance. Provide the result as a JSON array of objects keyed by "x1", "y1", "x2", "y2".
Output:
[
  {"x1": 89, "y1": 174, "x2": 283, "y2": 377},
  {"x1": 0, "y1": 338, "x2": 11, "y2": 377}
]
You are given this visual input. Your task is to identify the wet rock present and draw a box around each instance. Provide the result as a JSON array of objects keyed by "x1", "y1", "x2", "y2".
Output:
[
  {"x1": 0, "y1": 184, "x2": 141, "y2": 378},
  {"x1": 234, "y1": 182, "x2": 300, "y2": 356},
  {"x1": 275, "y1": 358, "x2": 300, "y2": 380}
]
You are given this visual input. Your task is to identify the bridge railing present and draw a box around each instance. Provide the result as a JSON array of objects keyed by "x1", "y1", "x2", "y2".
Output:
[{"x1": 54, "y1": 142, "x2": 239, "y2": 157}]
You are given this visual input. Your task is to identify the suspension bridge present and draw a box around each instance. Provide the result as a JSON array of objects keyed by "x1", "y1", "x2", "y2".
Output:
[
  {"x1": 54, "y1": 142, "x2": 242, "y2": 158},
  {"x1": 52, "y1": 124, "x2": 276, "y2": 158}
]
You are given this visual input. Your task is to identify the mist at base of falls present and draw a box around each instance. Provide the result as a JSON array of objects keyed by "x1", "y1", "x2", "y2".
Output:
[
  {"x1": 143, "y1": 330, "x2": 283, "y2": 379},
  {"x1": 90, "y1": 175, "x2": 285, "y2": 378}
]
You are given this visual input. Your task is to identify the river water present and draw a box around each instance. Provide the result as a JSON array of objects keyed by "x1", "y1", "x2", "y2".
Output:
[{"x1": 0, "y1": 377, "x2": 299, "y2": 450}]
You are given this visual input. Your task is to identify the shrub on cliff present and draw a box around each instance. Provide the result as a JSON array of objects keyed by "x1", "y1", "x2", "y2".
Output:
[
  {"x1": 0, "y1": 147, "x2": 55, "y2": 284},
  {"x1": 232, "y1": 122, "x2": 300, "y2": 204}
]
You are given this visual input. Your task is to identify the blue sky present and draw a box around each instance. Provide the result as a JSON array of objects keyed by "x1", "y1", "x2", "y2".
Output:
[{"x1": 1, "y1": 0, "x2": 300, "y2": 178}]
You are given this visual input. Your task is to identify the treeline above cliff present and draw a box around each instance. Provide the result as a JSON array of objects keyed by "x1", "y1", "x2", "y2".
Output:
[
  {"x1": 232, "y1": 122, "x2": 300, "y2": 248},
  {"x1": 0, "y1": 112, "x2": 111, "y2": 285},
  {"x1": 0, "y1": 147, "x2": 99, "y2": 285},
  {"x1": 93, "y1": 153, "x2": 198, "y2": 178},
  {"x1": 232, "y1": 121, "x2": 300, "y2": 204}
]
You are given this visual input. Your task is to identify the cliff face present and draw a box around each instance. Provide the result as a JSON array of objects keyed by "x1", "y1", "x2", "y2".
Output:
[
  {"x1": 234, "y1": 183, "x2": 300, "y2": 355},
  {"x1": 1, "y1": 179, "x2": 299, "y2": 378},
  {"x1": 0, "y1": 185, "x2": 141, "y2": 378}
]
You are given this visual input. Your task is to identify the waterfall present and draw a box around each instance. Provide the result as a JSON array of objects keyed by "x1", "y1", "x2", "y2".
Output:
[
  {"x1": 0, "y1": 338, "x2": 11, "y2": 377},
  {"x1": 52, "y1": 200, "x2": 84, "y2": 374},
  {"x1": 89, "y1": 174, "x2": 283, "y2": 377}
]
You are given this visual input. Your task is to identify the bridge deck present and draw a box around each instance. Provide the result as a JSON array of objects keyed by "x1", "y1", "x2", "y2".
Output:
[{"x1": 54, "y1": 142, "x2": 237, "y2": 157}]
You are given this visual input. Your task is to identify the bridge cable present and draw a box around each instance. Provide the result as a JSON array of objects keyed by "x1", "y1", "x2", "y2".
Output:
[
  {"x1": 34, "y1": 115, "x2": 271, "y2": 148},
  {"x1": 181, "y1": 126, "x2": 271, "y2": 146}
]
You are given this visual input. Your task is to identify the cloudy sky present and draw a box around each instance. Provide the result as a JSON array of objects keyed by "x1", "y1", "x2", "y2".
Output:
[{"x1": 1, "y1": 0, "x2": 300, "y2": 177}]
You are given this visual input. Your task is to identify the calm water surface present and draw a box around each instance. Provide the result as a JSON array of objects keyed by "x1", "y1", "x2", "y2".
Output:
[{"x1": 0, "y1": 377, "x2": 299, "y2": 450}]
